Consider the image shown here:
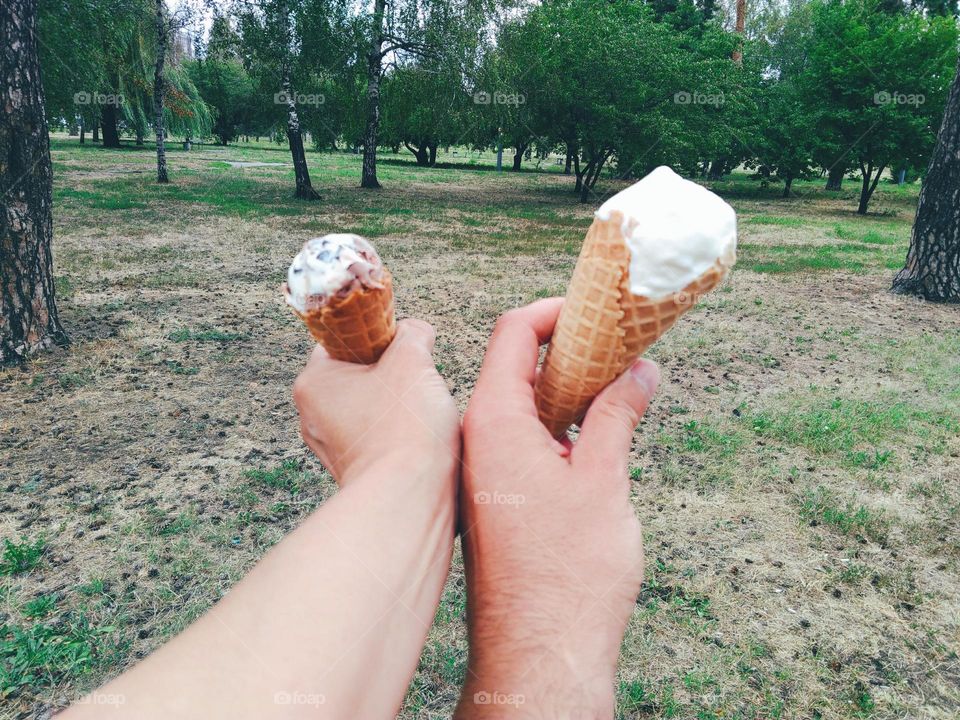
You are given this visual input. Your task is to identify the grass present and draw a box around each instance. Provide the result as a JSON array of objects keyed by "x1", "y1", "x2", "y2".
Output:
[
  {"x1": 243, "y1": 459, "x2": 315, "y2": 495},
  {"x1": 798, "y1": 487, "x2": 889, "y2": 544},
  {"x1": 0, "y1": 538, "x2": 45, "y2": 576},
  {"x1": 4, "y1": 136, "x2": 954, "y2": 718}
]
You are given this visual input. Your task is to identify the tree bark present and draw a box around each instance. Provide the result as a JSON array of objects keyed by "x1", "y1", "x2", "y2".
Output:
[
  {"x1": 79, "y1": 119, "x2": 85, "y2": 144},
  {"x1": 826, "y1": 166, "x2": 844, "y2": 191},
  {"x1": 405, "y1": 142, "x2": 430, "y2": 166},
  {"x1": 282, "y1": 67, "x2": 319, "y2": 200},
  {"x1": 1, "y1": 0, "x2": 68, "y2": 363},
  {"x1": 732, "y1": 0, "x2": 746, "y2": 64},
  {"x1": 564, "y1": 145, "x2": 573, "y2": 175},
  {"x1": 892, "y1": 57, "x2": 960, "y2": 302},
  {"x1": 782, "y1": 176, "x2": 793, "y2": 198},
  {"x1": 153, "y1": 0, "x2": 169, "y2": 183},
  {"x1": 512, "y1": 142, "x2": 527, "y2": 172},
  {"x1": 857, "y1": 160, "x2": 885, "y2": 215},
  {"x1": 428, "y1": 144, "x2": 437, "y2": 167},
  {"x1": 101, "y1": 103, "x2": 120, "y2": 147},
  {"x1": 92, "y1": 122, "x2": 99, "y2": 142},
  {"x1": 361, "y1": 0, "x2": 386, "y2": 189}
]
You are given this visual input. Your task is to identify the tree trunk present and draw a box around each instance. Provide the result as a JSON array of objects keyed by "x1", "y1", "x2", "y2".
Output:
[
  {"x1": 1, "y1": 0, "x2": 68, "y2": 363},
  {"x1": 892, "y1": 57, "x2": 960, "y2": 302},
  {"x1": 361, "y1": 0, "x2": 386, "y2": 189},
  {"x1": 92, "y1": 123, "x2": 99, "y2": 142},
  {"x1": 135, "y1": 127, "x2": 144, "y2": 146},
  {"x1": 512, "y1": 142, "x2": 526, "y2": 172},
  {"x1": 282, "y1": 68, "x2": 319, "y2": 200},
  {"x1": 101, "y1": 104, "x2": 120, "y2": 147},
  {"x1": 428, "y1": 144, "x2": 437, "y2": 167},
  {"x1": 79, "y1": 120, "x2": 85, "y2": 144},
  {"x1": 153, "y1": 0, "x2": 169, "y2": 183},
  {"x1": 406, "y1": 142, "x2": 430, "y2": 166},
  {"x1": 732, "y1": 0, "x2": 746, "y2": 64},
  {"x1": 826, "y1": 166, "x2": 844, "y2": 191},
  {"x1": 857, "y1": 161, "x2": 885, "y2": 215},
  {"x1": 564, "y1": 145, "x2": 573, "y2": 175},
  {"x1": 782, "y1": 176, "x2": 793, "y2": 198},
  {"x1": 573, "y1": 153, "x2": 582, "y2": 193}
]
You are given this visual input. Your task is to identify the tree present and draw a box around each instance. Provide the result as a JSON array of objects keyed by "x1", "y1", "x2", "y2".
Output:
[
  {"x1": 1, "y1": 0, "x2": 67, "y2": 363},
  {"x1": 381, "y1": 63, "x2": 467, "y2": 166},
  {"x1": 357, "y1": 0, "x2": 486, "y2": 188},
  {"x1": 506, "y1": 0, "x2": 738, "y2": 201},
  {"x1": 805, "y1": 0, "x2": 957, "y2": 214},
  {"x1": 892, "y1": 57, "x2": 960, "y2": 302},
  {"x1": 237, "y1": 0, "x2": 323, "y2": 200}
]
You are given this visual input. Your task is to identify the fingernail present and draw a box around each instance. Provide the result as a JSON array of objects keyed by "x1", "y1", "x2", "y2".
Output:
[{"x1": 630, "y1": 359, "x2": 660, "y2": 396}]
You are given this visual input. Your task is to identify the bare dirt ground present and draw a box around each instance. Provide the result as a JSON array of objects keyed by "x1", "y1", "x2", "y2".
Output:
[{"x1": 0, "y1": 138, "x2": 957, "y2": 719}]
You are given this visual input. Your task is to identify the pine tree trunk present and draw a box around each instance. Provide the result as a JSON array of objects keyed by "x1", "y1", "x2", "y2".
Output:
[
  {"x1": 826, "y1": 166, "x2": 844, "y2": 191},
  {"x1": 282, "y1": 68, "x2": 319, "y2": 200},
  {"x1": 1, "y1": 0, "x2": 68, "y2": 363},
  {"x1": 892, "y1": 58, "x2": 960, "y2": 302},
  {"x1": 101, "y1": 104, "x2": 120, "y2": 147},
  {"x1": 153, "y1": 0, "x2": 169, "y2": 183},
  {"x1": 361, "y1": 0, "x2": 385, "y2": 189}
]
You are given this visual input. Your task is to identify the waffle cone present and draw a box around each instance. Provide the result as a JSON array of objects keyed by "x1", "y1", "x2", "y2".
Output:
[
  {"x1": 287, "y1": 270, "x2": 397, "y2": 364},
  {"x1": 534, "y1": 212, "x2": 730, "y2": 437}
]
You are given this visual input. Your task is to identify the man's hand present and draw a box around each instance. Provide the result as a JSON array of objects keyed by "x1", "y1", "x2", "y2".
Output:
[
  {"x1": 456, "y1": 299, "x2": 660, "y2": 719},
  {"x1": 293, "y1": 318, "x2": 460, "y2": 485}
]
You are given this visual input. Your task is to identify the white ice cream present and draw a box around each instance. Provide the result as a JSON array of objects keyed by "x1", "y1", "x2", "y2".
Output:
[
  {"x1": 596, "y1": 166, "x2": 737, "y2": 300},
  {"x1": 284, "y1": 234, "x2": 384, "y2": 312}
]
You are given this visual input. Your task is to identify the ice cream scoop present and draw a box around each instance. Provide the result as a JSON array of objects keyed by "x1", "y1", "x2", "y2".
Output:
[
  {"x1": 596, "y1": 166, "x2": 737, "y2": 300},
  {"x1": 284, "y1": 234, "x2": 385, "y2": 313}
]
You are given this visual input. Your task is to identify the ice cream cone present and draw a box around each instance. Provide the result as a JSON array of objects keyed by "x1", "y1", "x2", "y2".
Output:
[
  {"x1": 283, "y1": 234, "x2": 397, "y2": 364},
  {"x1": 534, "y1": 210, "x2": 731, "y2": 437},
  {"x1": 285, "y1": 270, "x2": 396, "y2": 364}
]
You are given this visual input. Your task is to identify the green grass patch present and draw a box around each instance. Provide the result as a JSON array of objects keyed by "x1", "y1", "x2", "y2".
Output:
[
  {"x1": 243, "y1": 459, "x2": 313, "y2": 495},
  {"x1": 168, "y1": 327, "x2": 245, "y2": 343},
  {"x1": 0, "y1": 538, "x2": 45, "y2": 576},
  {"x1": 0, "y1": 613, "x2": 124, "y2": 697},
  {"x1": 798, "y1": 487, "x2": 889, "y2": 543},
  {"x1": 746, "y1": 214, "x2": 806, "y2": 227}
]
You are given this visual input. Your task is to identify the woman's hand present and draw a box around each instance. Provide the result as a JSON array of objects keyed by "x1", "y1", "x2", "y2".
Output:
[{"x1": 293, "y1": 318, "x2": 460, "y2": 486}]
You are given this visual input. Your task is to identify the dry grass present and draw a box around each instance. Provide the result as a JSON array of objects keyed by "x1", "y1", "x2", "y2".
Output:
[{"x1": 0, "y1": 137, "x2": 957, "y2": 719}]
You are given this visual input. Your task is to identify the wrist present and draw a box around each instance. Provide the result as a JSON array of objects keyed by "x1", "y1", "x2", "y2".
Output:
[
  {"x1": 342, "y1": 442, "x2": 459, "y2": 491},
  {"x1": 457, "y1": 603, "x2": 618, "y2": 719}
]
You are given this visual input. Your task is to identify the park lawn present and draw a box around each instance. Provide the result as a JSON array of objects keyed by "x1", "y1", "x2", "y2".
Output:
[{"x1": 0, "y1": 136, "x2": 958, "y2": 719}]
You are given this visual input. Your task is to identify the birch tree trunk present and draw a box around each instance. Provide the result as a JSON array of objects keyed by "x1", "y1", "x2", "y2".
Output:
[
  {"x1": 154, "y1": 0, "x2": 169, "y2": 183},
  {"x1": 283, "y1": 67, "x2": 319, "y2": 200},
  {"x1": 1, "y1": 0, "x2": 68, "y2": 363},
  {"x1": 892, "y1": 58, "x2": 960, "y2": 302},
  {"x1": 360, "y1": 0, "x2": 386, "y2": 189}
]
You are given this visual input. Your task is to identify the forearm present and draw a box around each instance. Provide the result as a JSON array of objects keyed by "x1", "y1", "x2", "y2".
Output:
[
  {"x1": 62, "y1": 457, "x2": 456, "y2": 720},
  {"x1": 454, "y1": 589, "x2": 618, "y2": 719}
]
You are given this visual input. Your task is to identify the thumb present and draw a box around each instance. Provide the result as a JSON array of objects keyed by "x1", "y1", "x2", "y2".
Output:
[
  {"x1": 381, "y1": 318, "x2": 437, "y2": 363},
  {"x1": 574, "y1": 359, "x2": 660, "y2": 465}
]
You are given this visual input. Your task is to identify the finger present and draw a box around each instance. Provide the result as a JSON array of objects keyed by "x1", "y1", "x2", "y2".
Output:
[
  {"x1": 474, "y1": 298, "x2": 564, "y2": 408},
  {"x1": 573, "y1": 359, "x2": 659, "y2": 468},
  {"x1": 381, "y1": 318, "x2": 437, "y2": 364}
]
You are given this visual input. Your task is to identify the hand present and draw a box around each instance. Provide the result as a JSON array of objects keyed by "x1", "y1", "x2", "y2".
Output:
[
  {"x1": 293, "y1": 319, "x2": 460, "y2": 485},
  {"x1": 456, "y1": 299, "x2": 660, "y2": 718}
]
